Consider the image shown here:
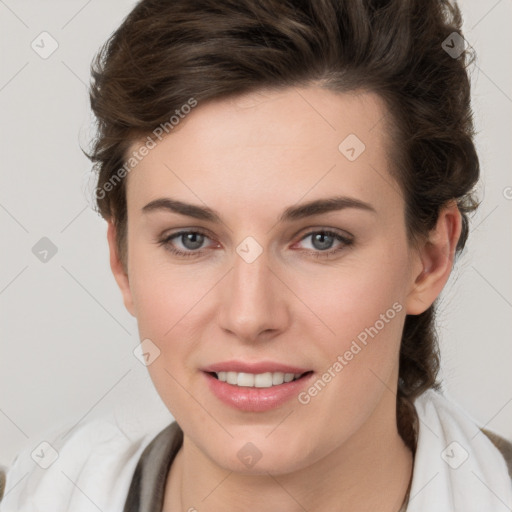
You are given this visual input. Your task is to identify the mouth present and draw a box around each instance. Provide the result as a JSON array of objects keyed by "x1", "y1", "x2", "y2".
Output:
[
  {"x1": 203, "y1": 369, "x2": 315, "y2": 412},
  {"x1": 201, "y1": 360, "x2": 315, "y2": 412},
  {"x1": 207, "y1": 370, "x2": 314, "y2": 388}
]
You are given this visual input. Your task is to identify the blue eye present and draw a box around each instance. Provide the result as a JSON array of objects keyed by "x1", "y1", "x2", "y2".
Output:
[
  {"x1": 158, "y1": 230, "x2": 213, "y2": 258},
  {"x1": 158, "y1": 229, "x2": 353, "y2": 259},
  {"x1": 173, "y1": 231, "x2": 206, "y2": 251},
  {"x1": 295, "y1": 230, "x2": 353, "y2": 257}
]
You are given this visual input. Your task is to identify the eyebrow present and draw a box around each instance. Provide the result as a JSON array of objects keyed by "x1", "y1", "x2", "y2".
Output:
[{"x1": 142, "y1": 195, "x2": 377, "y2": 223}]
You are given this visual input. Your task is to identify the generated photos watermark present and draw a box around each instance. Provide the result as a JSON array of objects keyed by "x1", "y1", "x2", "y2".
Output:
[
  {"x1": 94, "y1": 98, "x2": 198, "y2": 200},
  {"x1": 298, "y1": 301, "x2": 403, "y2": 405}
]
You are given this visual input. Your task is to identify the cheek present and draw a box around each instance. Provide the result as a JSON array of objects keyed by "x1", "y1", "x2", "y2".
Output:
[
  {"x1": 128, "y1": 256, "x2": 205, "y2": 419},
  {"x1": 127, "y1": 249, "x2": 215, "y2": 395},
  {"x1": 290, "y1": 254, "x2": 408, "y2": 437},
  {"x1": 293, "y1": 248, "x2": 408, "y2": 351},
  {"x1": 291, "y1": 245, "x2": 409, "y2": 421},
  {"x1": 128, "y1": 242, "x2": 205, "y2": 337}
]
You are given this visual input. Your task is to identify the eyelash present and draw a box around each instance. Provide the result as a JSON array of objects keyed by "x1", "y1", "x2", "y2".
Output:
[{"x1": 157, "y1": 229, "x2": 354, "y2": 259}]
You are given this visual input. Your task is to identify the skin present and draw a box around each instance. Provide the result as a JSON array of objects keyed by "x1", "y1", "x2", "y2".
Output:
[{"x1": 107, "y1": 86, "x2": 461, "y2": 511}]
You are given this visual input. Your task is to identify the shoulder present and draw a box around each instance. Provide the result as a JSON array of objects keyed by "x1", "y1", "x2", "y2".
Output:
[
  {"x1": 0, "y1": 416, "x2": 164, "y2": 511},
  {"x1": 414, "y1": 388, "x2": 512, "y2": 479}
]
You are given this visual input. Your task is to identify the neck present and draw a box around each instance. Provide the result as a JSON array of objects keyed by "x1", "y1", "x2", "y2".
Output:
[{"x1": 164, "y1": 393, "x2": 413, "y2": 512}]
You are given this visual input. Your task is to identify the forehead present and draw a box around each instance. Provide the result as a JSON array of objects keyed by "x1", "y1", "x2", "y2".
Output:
[{"x1": 125, "y1": 86, "x2": 401, "y2": 221}]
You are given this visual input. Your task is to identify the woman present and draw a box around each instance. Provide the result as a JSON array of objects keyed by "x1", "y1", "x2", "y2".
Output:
[{"x1": 1, "y1": 0, "x2": 511, "y2": 510}]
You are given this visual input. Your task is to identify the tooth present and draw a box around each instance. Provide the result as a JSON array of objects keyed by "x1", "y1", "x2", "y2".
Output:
[
  {"x1": 237, "y1": 372, "x2": 255, "y2": 387},
  {"x1": 214, "y1": 370, "x2": 308, "y2": 387},
  {"x1": 272, "y1": 372, "x2": 285, "y2": 385},
  {"x1": 226, "y1": 371, "x2": 238, "y2": 385},
  {"x1": 254, "y1": 372, "x2": 273, "y2": 388}
]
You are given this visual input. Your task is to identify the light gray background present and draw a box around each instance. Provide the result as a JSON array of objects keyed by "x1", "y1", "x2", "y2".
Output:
[{"x1": 1, "y1": 0, "x2": 511, "y2": 468}]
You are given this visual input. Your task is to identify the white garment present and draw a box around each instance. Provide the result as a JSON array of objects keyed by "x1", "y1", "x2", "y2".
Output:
[
  {"x1": 0, "y1": 417, "x2": 161, "y2": 512},
  {"x1": 1, "y1": 389, "x2": 511, "y2": 511},
  {"x1": 406, "y1": 389, "x2": 512, "y2": 511}
]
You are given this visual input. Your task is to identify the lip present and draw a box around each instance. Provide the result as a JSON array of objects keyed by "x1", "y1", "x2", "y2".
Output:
[
  {"x1": 201, "y1": 360, "x2": 311, "y2": 374},
  {"x1": 202, "y1": 369, "x2": 315, "y2": 412}
]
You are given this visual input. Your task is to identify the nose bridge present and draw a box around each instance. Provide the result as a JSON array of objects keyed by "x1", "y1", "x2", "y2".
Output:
[
  {"x1": 233, "y1": 243, "x2": 270, "y2": 300},
  {"x1": 218, "y1": 237, "x2": 287, "y2": 340}
]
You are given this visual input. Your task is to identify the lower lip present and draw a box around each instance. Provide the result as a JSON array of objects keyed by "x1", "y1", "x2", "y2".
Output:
[{"x1": 203, "y1": 371, "x2": 314, "y2": 412}]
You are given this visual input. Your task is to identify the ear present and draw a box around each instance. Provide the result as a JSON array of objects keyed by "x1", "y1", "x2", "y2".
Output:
[
  {"x1": 405, "y1": 201, "x2": 462, "y2": 315},
  {"x1": 106, "y1": 220, "x2": 136, "y2": 317}
]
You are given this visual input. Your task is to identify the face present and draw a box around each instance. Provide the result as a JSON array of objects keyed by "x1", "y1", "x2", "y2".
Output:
[{"x1": 111, "y1": 86, "x2": 432, "y2": 475}]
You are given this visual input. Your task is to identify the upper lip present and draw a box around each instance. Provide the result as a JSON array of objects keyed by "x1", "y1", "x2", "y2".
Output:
[{"x1": 201, "y1": 360, "x2": 312, "y2": 375}]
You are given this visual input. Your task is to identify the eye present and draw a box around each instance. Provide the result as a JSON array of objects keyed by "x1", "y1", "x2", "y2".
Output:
[
  {"x1": 158, "y1": 230, "x2": 216, "y2": 258},
  {"x1": 293, "y1": 230, "x2": 353, "y2": 258},
  {"x1": 157, "y1": 228, "x2": 353, "y2": 259}
]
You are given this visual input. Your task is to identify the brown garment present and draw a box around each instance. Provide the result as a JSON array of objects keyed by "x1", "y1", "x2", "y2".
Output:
[{"x1": 123, "y1": 422, "x2": 183, "y2": 512}]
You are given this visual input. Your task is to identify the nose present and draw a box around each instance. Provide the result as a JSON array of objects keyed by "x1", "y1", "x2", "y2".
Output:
[{"x1": 217, "y1": 245, "x2": 290, "y2": 343}]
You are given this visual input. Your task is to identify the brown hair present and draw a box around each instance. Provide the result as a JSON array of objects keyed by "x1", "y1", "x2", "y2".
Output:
[{"x1": 86, "y1": 0, "x2": 480, "y2": 452}]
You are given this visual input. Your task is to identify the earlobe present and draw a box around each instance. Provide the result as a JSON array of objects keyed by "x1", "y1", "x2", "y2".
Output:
[
  {"x1": 106, "y1": 220, "x2": 136, "y2": 317},
  {"x1": 405, "y1": 201, "x2": 462, "y2": 315}
]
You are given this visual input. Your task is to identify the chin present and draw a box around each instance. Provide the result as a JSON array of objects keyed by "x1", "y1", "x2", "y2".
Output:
[{"x1": 201, "y1": 433, "x2": 318, "y2": 476}]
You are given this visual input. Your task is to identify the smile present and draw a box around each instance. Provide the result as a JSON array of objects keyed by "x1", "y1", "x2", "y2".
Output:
[
  {"x1": 212, "y1": 371, "x2": 308, "y2": 388},
  {"x1": 203, "y1": 370, "x2": 315, "y2": 412}
]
